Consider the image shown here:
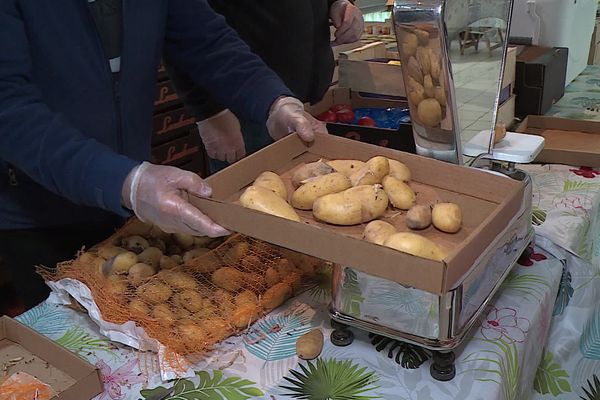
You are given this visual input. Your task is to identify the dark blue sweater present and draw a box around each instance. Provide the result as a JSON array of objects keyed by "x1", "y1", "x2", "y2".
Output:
[{"x1": 0, "y1": 0, "x2": 291, "y2": 229}]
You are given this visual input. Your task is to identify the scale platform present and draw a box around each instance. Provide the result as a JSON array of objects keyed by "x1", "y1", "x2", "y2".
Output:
[{"x1": 463, "y1": 130, "x2": 545, "y2": 163}]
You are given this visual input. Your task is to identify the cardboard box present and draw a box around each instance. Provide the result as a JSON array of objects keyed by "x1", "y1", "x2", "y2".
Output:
[
  {"x1": 497, "y1": 95, "x2": 516, "y2": 129},
  {"x1": 502, "y1": 46, "x2": 517, "y2": 93},
  {"x1": 193, "y1": 134, "x2": 525, "y2": 294},
  {"x1": 152, "y1": 129, "x2": 203, "y2": 167},
  {"x1": 152, "y1": 106, "x2": 196, "y2": 145},
  {"x1": 0, "y1": 316, "x2": 103, "y2": 400},
  {"x1": 514, "y1": 46, "x2": 568, "y2": 118},
  {"x1": 154, "y1": 80, "x2": 180, "y2": 112},
  {"x1": 516, "y1": 115, "x2": 600, "y2": 167},
  {"x1": 305, "y1": 87, "x2": 415, "y2": 152}
]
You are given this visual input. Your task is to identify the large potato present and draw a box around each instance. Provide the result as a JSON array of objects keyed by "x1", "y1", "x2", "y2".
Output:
[
  {"x1": 325, "y1": 159, "x2": 365, "y2": 177},
  {"x1": 211, "y1": 267, "x2": 245, "y2": 291},
  {"x1": 405, "y1": 205, "x2": 432, "y2": 230},
  {"x1": 291, "y1": 160, "x2": 335, "y2": 188},
  {"x1": 253, "y1": 171, "x2": 288, "y2": 200},
  {"x1": 417, "y1": 98, "x2": 442, "y2": 127},
  {"x1": 382, "y1": 176, "x2": 416, "y2": 210},
  {"x1": 296, "y1": 329, "x2": 324, "y2": 360},
  {"x1": 291, "y1": 172, "x2": 352, "y2": 210},
  {"x1": 240, "y1": 186, "x2": 300, "y2": 222},
  {"x1": 388, "y1": 159, "x2": 411, "y2": 182},
  {"x1": 407, "y1": 76, "x2": 426, "y2": 107},
  {"x1": 384, "y1": 232, "x2": 446, "y2": 261},
  {"x1": 363, "y1": 220, "x2": 397, "y2": 245},
  {"x1": 432, "y1": 203, "x2": 462, "y2": 233},
  {"x1": 349, "y1": 156, "x2": 390, "y2": 186},
  {"x1": 313, "y1": 185, "x2": 389, "y2": 226}
]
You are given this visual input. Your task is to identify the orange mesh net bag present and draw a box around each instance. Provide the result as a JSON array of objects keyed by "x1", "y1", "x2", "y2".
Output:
[{"x1": 39, "y1": 218, "x2": 326, "y2": 360}]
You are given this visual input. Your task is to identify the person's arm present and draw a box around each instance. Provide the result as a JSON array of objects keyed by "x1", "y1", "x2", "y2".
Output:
[
  {"x1": 329, "y1": 0, "x2": 364, "y2": 45},
  {"x1": 0, "y1": 1, "x2": 138, "y2": 216}
]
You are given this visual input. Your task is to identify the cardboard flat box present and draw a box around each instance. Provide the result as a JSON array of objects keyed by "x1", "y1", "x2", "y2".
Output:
[
  {"x1": 502, "y1": 46, "x2": 517, "y2": 93},
  {"x1": 0, "y1": 316, "x2": 103, "y2": 400},
  {"x1": 193, "y1": 134, "x2": 525, "y2": 294},
  {"x1": 305, "y1": 87, "x2": 415, "y2": 152},
  {"x1": 516, "y1": 115, "x2": 600, "y2": 167}
]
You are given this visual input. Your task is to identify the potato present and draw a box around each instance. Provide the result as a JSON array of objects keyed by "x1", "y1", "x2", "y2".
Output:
[
  {"x1": 173, "y1": 290, "x2": 205, "y2": 313},
  {"x1": 101, "y1": 251, "x2": 138, "y2": 276},
  {"x1": 240, "y1": 186, "x2": 301, "y2": 222},
  {"x1": 402, "y1": 33, "x2": 418, "y2": 57},
  {"x1": 129, "y1": 299, "x2": 150, "y2": 320},
  {"x1": 128, "y1": 263, "x2": 156, "y2": 286},
  {"x1": 182, "y1": 247, "x2": 209, "y2": 263},
  {"x1": 434, "y1": 86, "x2": 446, "y2": 107},
  {"x1": 174, "y1": 233, "x2": 194, "y2": 250},
  {"x1": 244, "y1": 272, "x2": 266, "y2": 292},
  {"x1": 241, "y1": 255, "x2": 261, "y2": 272},
  {"x1": 97, "y1": 245, "x2": 127, "y2": 260},
  {"x1": 213, "y1": 289, "x2": 236, "y2": 314},
  {"x1": 224, "y1": 242, "x2": 251, "y2": 264},
  {"x1": 417, "y1": 98, "x2": 442, "y2": 127},
  {"x1": 388, "y1": 159, "x2": 411, "y2": 182},
  {"x1": 192, "y1": 252, "x2": 222, "y2": 274},
  {"x1": 147, "y1": 224, "x2": 170, "y2": 240},
  {"x1": 313, "y1": 185, "x2": 389, "y2": 226},
  {"x1": 274, "y1": 258, "x2": 300, "y2": 279},
  {"x1": 415, "y1": 28, "x2": 430, "y2": 46},
  {"x1": 429, "y1": 49, "x2": 441, "y2": 82},
  {"x1": 198, "y1": 318, "x2": 233, "y2": 341},
  {"x1": 291, "y1": 172, "x2": 352, "y2": 210},
  {"x1": 105, "y1": 276, "x2": 129, "y2": 298},
  {"x1": 236, "y1": 290, "x2": 258, "y2": 306},
  {"x1": 171, "y1": 254, "x2": 183, "y2": 264},
  {"x1": 194, "y1": 298, "x2": 219, "y2": 319},
  {"x1": 296, "y1": 329, "x2": 324, "y2": 360},
  {"x1": 167, "y1": 244, "x2": 182, "y2": 256},
  {"x1": 494, "y1": 123, "x2": 507, "y2": 145},
  {"x1": 416, "y1": 47, "x2": 431, "y2": 76},
  {"x1": 148, "y1": 237, "x2": 167, "y2": 253},
  {"x1": 137, "y1": 247, "x2": 162, "y2": 269},
  {"x1": 363, "y1": 220, "x2": 397, "y2": 245},
  {"x1": 349, "y1": 156, "x2": 390, "y2": 186},
  {"x1": 282, "y1": 271, "x2": 302, "y2": 294},
  {"x1": 261, "y1": 282, "x2": 292, "y2": 311},
  {"x1": 291, "y1": 160, "x2": 336, "y2": 188},
  {"x1": 159, "y1": 255, "x2": 178, "y2": 270},
  {"x1": 406, "y1": 205, "x2": 432, "y2": 230},
  {"x1": 325, "y1": 159, "x2": 366, "y2": 177},
  {"x1": 432, "y1": 203, "x2": 462, "y2": 233},
  {"x1": 382, "y1": 176, "x2": 416, "y2": 210},
  {"x1": 152, "y1": 304, "x2": 176, "y2": 326},
  {"x1": 423, "y1": 75, "x2": 435, "y2": 98},
  {"x1": 254, "y1": 171, "x2": 288, "y2": 200},
  {"x1": 157, "y1": 270, "x2": 198, "y2": 291},
  {"x1": 406, "y1": 56, "x2": 423, "y2": 84},
  {"x1": 407, "y1": 76, "x2": 426, "y2": 107},
  {"x1": 231, "y1": 304, "x2": 261, "y2": 329},
  {"x1": 384, "y1": 232, "x2": 446, "y2": 261},
  {"x1": 193, "y1": 236, "x2": 213, "y2": 248},
  {"x1": 78, "y1": 252, "x2": 105, "y2": 274},
  {"x1": 264, "y1": 267, "x2": 280, "y2": 287},
  {"x1": 177, "y1": 320, "x2": 208, "y2": 348},
  {"x1": 137, "y1": 281, "x2": 172, "y2": 303},
  {"x1": 121, "y1": 235, "x2": 149, "y2": 254},
  {"x1": 212, "y1": 267, "x2": 245, "y2": 291}
]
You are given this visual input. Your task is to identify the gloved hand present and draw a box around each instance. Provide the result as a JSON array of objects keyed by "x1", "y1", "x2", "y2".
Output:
[
  {"x1": 121, "y1": 162, "x2": 229, "y2": 237},
  {"x1": 266, "y1": 97, "x2": 316, "y2": 142},
  {"x1": 197, "y1": 109, "x2": 246, "y2": 164},
  {"x1": 330, "y1": 0, "x2": 365, "y2": 46}
]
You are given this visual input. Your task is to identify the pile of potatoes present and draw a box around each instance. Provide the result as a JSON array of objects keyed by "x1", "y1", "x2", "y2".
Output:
[
  {"x1": 398, "y1": 26, "x2": 447, "y2": 128},
  {"x1": 238, "y1": 157, "x2": 462, "y2": 262},
  {"x1": 73, "y1": 221, "x2": 324, "y2": 354}
]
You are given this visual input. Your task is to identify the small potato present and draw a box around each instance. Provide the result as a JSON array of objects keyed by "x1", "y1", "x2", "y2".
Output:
[
  {"x1": 177, "y1": 320, "x2": 208, "y2": 348},
  {"x1": 388, "y1": 159, "x2": 411, "y2": 182},
  {"x1": 325, "y1": 160, "x2": 366, "y2": 177},
  {"x1": 415, "y1": 28, "x2": 430, "y2": 46},
  {"x1": 432, "y1": 203, "x2": 462, "y2": 233},
  {"x1": 423, "y1": 75, "x2": 435, "y2": 98},
  {"x1": 193, "y1": 236, "x2": 213, "y2": 248},
  {"x1": 137, "y1": 247, "x2": 162, "y2": 269},
  {"x1": 194, "y1": 298, "x2": 219, "y2": 319},
  {"x1": 171, "y1": 254, "x2": 183, "y2": 264},
  {"x1": 192, "y1": 252, "x2": 222, "y2": 274},
  {"x1": 148, "y1": 237, "x2": 167, "y2": 253},
  {"x1": 254, "y1": 171, "x2": 288, "y2": 200},
  {"x1": 363, "y1": 220, "x2": 397, "y2": 245},
  {"x1": 275, "y1": 258, "x2": 300, "y2": 278},
  {"x1": 264, "y1": 267, "x2": 280, "y2": 287},
  {"x1": 429, "y1": 49, "x2": 441, "y2": 82},
  {"x1": 236, "y1": 290, "x2": 258, "y2": 306},
  {"x1": 121, "y1": 235, "x2": 150, "y2": 254},
  {"x1": 129, "y1": 299, "x2": 150, "y2": 320},
  {"x1": 382, "y1": 176, "x2": 416, "y2": 210},
  {"x1": 407, "y1": 76, "x2": 426, "y2": 107},
  {"x1": 494, "y1": 123, "x2": 507, "y2": 145},
  {"x1": 167, "y1": 244, "x2": 183, "y2": 256},
  {"x1": 241, "y1": 255, "x2": 261, "y2": 272},
  {"x1": 182, "y1": 247, "x2": 210, "y2": 263},
  {"x1": 152, "y1": 304, "x2": 176, "y2": 326},
  {"x1": 157, "y1": 270, "x2": 198, "y2": 291},
  {"x1": 283, "y1": 271, "x2": 302, "y2": 294},
  {"x1": 406, "y1": 57, "x2": 423, "y2": 84},
  {"x1": 128, "y1": 263, "x2": 156, "y2": 286},
  {"x1": 434, "y1": 86, "x2": 447, "y2": 107},
  {"x1": 291, "y1": 160, "x2": 336, "y2": 188},
  {"x1": 296, "y1": 329, "x2": 324, "y2": 360},
  {"x1": 240, "y1": 186, "x2": 301, "y2": 222},
  {"x1": 102, "y1": 251, "x2": 138, "y2": 276},
  {"x1": 173, "y1": 290, "x2": 205, "y2": 313},
  {"x1": 213, "y1": 289, "x2": 236, "y2": 314},
  {"x1": 105, "y1": 276, "x2": 129, "y2": 299},
  {"x1": 224, "y1": 242, "x2": 251, "y2": 264},
  {"x1": 291, "y1": 172, "x2": 352, "y2": 210},
  {"x1": 384, "y1": 232, "x2": 446, "y2": 261},
  {"x1": 349, "y1": 156, "x2": 390, "y2": 186},
  {"x1": 313, "y1": 185, "x2": 389, "y2": 226},
  {"x1": 231, "y1": 304, "x2": 261, "y2": 329},
  {"x1": 97, "y1": 245, "x2": 127, "y2": 260},
  {"x1": 212, "y1": 267, "x2": 245, "y2": 291},
  {"x1": 174, "y1": 233, "x2": 194, "y2": 250},
  {"x1": 402, "y1": 33, "x2": 418, "y2": 57},
  {"x1": 147, "y1": 224, "x2": 170, "y2": 240},
  {"x1": 159, "y1": 255, "x2": 179, "y2": 270},
  {"x1": 416, "y1": 47, "x2": 431, "y2": 76},
  {"x1": 244, "y1": 272, "x2": 267, "y2": 292},
  {"x1": 406, "y1": 205, "x2": 432, "y2": 230},
  {"x1": 198, "y1": 318, "x2": 233, "y2": 341},
  {"x1": 137, "y1": 281, "x2": 172, "y2": 303},
  {"x1": 78, "y1": 253, "x2": 105, "y2": 274},
  {"x1": 417, "y1": 98, "x2": 442, "y2": 128},
  {"x1": 261, "y1": 282, "x2": 292, "y2": 311}
]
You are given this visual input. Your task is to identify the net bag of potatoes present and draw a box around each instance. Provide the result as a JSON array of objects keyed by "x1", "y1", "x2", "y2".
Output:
[{"x1": 39, "y1": 218, "x2": 325, "y2": 358}]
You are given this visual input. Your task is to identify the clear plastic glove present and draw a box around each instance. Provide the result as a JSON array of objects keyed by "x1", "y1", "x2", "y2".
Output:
[
  {"x1": 305, "y1": 111, "x2": 329, "y2": 136},
  {"x1": 121, "y1": 162, "x2": 229, "y2": 237},
  {"x1": 266, "y1": 97, "x2": 315, "y2": 142},
  {"x1": 330, "y1": 0, "x2": 365, "y2": 46},
  {"x1": 197, "y1": 109, "x2": 246, "y2": 164}
]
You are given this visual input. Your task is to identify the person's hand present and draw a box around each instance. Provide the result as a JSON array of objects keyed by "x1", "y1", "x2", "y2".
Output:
[
  {"x1": 121, "y1": 162, "x2": 229, "y2": 237},
  {"x1": 304, "y1": 111, "x2": 329, "y2": 136},
  {"x1": 197, "y1": 109, "x2": 246, "y2": 164},
  {"x1": 330, "y1": 0, "x2": 365, "y2": 46},
  {"x1": 266, "y1": 97, "x2": 316, "y2": 142}
]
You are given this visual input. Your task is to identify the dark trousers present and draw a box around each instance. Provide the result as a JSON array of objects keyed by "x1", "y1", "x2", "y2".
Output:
[{"x1": 0, "y1": 216, "x2": 125, "y2": 316}]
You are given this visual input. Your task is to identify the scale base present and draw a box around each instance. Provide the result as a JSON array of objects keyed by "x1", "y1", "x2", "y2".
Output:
[{"x1": 463, "y1": 130, "x2": 545, "y2": 163}]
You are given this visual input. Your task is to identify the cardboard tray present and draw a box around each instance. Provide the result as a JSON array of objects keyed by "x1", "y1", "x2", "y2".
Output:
[
  {"x1": 0, "y1": 316, "x2": 103, "y2": 400},
  {"x1": 516, "y1": 115, "x2": 600, "y2": 167},
  {"x1": 192, "y1": 134, "x2": 525, "y2": 294}
]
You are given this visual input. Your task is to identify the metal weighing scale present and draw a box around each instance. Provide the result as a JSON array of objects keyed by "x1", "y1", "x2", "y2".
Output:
[{"x1": 329, "y1": 0, "x2": 545, "y2": 381}]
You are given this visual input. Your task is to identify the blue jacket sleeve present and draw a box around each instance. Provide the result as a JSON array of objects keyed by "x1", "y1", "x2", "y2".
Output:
[
  {"x1": 0, "y1": 2, "x2": 139, "y2": 217},
  {"x1": 163, "y1": 0, "x2": 294, "y2": 123}
]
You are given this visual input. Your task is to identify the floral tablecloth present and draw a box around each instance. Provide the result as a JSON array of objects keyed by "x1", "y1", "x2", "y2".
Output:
[{"x1": 14, "y1": 165, "x2": 600, "y2": 400}]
